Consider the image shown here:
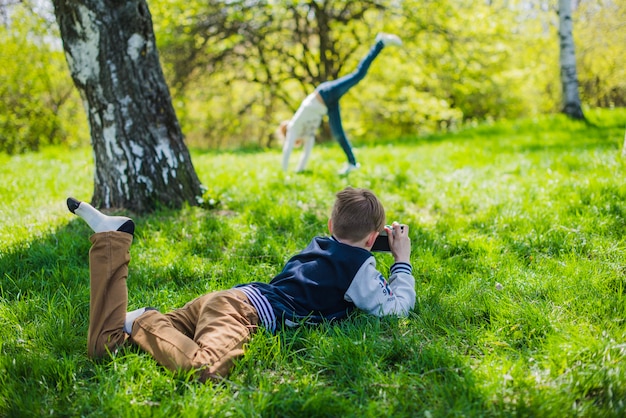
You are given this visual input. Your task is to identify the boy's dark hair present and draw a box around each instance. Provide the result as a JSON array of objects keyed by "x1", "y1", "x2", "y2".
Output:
[{"x1": 331, "y1": 187, "x2": 386, "y2": 242}]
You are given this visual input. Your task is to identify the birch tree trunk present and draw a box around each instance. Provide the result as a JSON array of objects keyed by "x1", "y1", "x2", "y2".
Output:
[
  {"x1": 558, "y1": 0, "x2": 585, "y2": 120},
  {"x1": 51, "y1": 0, "x2": 204, "y2": 213}
]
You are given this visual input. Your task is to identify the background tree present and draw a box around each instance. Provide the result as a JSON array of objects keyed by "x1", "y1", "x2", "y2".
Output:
[
  {"x1": 153, "y1": 0, "x2": 390, "y2": 147},
  {"x1": 152, "y1": 0, "x2": 554, "y2": 147},
  {"x1": 3, "y1": 0, "x2": 625, "y2": 155},
  {"x1": 558, "y1": 0, "x2": 585, "y2": 120},
  {"x1": 51, "y1": 0, "x2": 204, "y2": 212}
]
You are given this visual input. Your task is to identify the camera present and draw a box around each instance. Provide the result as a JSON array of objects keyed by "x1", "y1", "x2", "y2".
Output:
[
  {"x1": 371, "y1": 231, "x2": 391, "y2": 252},
  {"x1": 371, "y1": 225, "x2": 404, "y2": 253}
]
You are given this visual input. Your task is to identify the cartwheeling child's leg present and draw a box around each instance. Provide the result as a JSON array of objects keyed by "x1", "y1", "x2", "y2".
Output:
[
  {"x1": 315, "y1": 33, "x2": 402, "y2": 171},
  {"x1": 316, "y1": 33, "x2": 401, "y2": 105},
  {"x1": 316, "y1": 42, "x2": 383, "y2": 105},
  {"x1": 326, "y1": 104, "x2": 357, "y2": 166},
  {"x1": 67, "y1": 198, "x2": 135, "y2": 358}
]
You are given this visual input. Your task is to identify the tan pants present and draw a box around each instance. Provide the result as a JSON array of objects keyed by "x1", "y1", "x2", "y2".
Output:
[{"x1": 88, "y1": 231, "x2": 259, "y2": 380}]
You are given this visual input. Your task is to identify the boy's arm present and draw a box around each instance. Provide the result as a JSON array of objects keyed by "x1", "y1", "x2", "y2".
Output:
[{"x1": 345, "y1": 259, "x2": 416, "y2": 317}]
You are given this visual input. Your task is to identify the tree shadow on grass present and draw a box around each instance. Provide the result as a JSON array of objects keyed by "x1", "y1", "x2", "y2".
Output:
[{"x1": 0, "y1": 207, "x2": 244, "y2": 414}]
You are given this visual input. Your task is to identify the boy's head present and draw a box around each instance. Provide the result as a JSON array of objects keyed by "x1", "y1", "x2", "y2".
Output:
[{"x1": 330, "y1": 187, "x2": 386, "y2": 242}]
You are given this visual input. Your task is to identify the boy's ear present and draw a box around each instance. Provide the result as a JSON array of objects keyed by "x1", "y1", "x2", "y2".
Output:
[
  {"x1": 327, "y1": 218, "x2": 333, "y2": 234},
  {"x1": 365, "y1": 230, "x2": 380, "y2": 248}
]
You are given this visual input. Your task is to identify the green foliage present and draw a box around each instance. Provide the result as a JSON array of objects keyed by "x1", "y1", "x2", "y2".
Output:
[
  {"x1": 576, "y1": 0, "x2": 626, "y2": 107},
  {"x1": 151, "y1": 0, "x2": 622, "y2": 148},
  {"x1": 2, "y1": 109, "x2": 626, "y2": 416},
  {"x1": 3, "y1": 0, "x2": 625, "y2": 153},
  {"x1": 348, "y1": 0, "x2": 539, "y2": 140},
  {"x1": 0, "y1": 3, "x2": 88, "y2": 154}
]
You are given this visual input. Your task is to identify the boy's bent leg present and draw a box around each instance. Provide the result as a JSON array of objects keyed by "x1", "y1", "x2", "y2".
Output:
[
  {"x1": 131, "y1": 289, "x2": 259, "y2": 380},
  {"x1": 130, "y1": 309, "x2": 205, "y2": 373},
  {"x1": 194, "y1": 289, "x2": 259, "y2": 379},
  {"x1": 88, "y1": 231, "x2": 133, "y2": 358}
]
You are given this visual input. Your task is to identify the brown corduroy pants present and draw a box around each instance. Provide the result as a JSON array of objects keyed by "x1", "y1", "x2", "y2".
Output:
[{"x1": 87, "y1": 231, "x2": 260, "y2": 380}]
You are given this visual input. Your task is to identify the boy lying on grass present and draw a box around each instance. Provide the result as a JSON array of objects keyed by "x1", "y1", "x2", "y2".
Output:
[{"x1": 67, "y1": 186, "x2": 415, "y2": 382}]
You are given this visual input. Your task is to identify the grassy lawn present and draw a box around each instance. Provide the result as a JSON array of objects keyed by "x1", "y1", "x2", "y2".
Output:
[{"x1": 1, "y1": 109, "x2": 626, "y2": 417}]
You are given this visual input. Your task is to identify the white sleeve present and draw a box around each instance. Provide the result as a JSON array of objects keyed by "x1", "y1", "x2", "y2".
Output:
[
  {"x1": 296, "y1": 135, "x2": 315, "y2": 172},
  {"x1": 345, "y1": 257, "x2": 416, "y2": 317},
  {"x1": 281, "y1": 121, "x2": 301, "y2": 171}
]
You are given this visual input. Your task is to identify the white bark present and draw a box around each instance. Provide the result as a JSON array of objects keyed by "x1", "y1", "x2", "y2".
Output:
[
  {"x1": 558, "y1": 0, "x2": 585, "y2": 120},
  {"x1": 52, "y1": 0, "x2": 204, "y2": 212}
]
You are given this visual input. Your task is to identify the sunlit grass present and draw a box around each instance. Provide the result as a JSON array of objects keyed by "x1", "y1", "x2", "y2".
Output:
[{"x1": 1, "y1": 110, "x2": 626, "y2": 416}]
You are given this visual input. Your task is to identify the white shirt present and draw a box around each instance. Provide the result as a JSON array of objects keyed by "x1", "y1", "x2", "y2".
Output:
[{"x1": 281, "y1": 93, "x2": 328, "y2": 172}]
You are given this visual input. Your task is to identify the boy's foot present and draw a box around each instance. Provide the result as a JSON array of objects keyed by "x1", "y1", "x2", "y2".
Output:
[
  {"x1": 124, "y1": 307, "x2": 157, "y2": 334},
  {"x1": 338, "y1": 163, "x2": 361, "y2": 176},
  {"x1": 375, "y1": 32, "x2": 402, "y2": 47},
  {"x1": 66, "y1": 197, "x2": 134, "y2": 235}
]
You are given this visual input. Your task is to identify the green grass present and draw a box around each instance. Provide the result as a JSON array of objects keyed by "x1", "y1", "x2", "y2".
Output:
[{"x1": 1, "y1": 109, "x2": 626, "y2": 417}]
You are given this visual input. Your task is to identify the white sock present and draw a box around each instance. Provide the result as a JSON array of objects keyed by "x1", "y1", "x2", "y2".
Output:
[
  {"x1": 124, "y1": 307, "x2": 148, "y2": 334},
  {"x1": 70, "y1": 199, "x2": 132, "y2": 234}
]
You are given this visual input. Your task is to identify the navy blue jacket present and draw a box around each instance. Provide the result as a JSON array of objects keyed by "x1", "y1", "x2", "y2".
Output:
[{"x1": 237, "y1": 236, "x2": 415, "y2": 332}]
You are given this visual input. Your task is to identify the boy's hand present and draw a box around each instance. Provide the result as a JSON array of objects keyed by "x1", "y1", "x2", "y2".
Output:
[{"x1": 385, "y1": 222, "x2": 411, "y2": 264}]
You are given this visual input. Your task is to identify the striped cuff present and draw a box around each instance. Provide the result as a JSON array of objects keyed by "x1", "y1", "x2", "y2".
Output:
[
  {"x1": 237, "y1": 285, "x2": 277, "y2": 333},
  {"x1": 390, "y1": 262, "x2": 412, "y2": 276}
]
